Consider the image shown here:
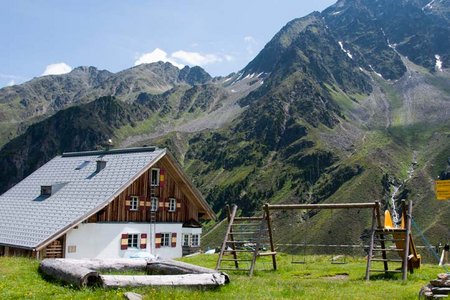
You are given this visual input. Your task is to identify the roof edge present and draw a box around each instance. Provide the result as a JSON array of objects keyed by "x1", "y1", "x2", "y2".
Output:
[
  {"x1": 0, "y1": 242, "x2": 34, "y2": 251},
  {"x1": 62, "y1": 146, "x2": 159, "y2": 157}
]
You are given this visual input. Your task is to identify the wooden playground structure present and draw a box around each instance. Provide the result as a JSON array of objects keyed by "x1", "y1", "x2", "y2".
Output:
[{"x1": 216, "y1": 200, "x2": 421, "y2": 280}]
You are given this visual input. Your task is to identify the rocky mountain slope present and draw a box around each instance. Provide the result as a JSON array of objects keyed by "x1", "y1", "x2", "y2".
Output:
[
  {"x1": 0, "y1": 63, "x2": 212, "y2": 147},
  {"x1": 1, "y1": 0, "x2": 450, "y2": 254}
]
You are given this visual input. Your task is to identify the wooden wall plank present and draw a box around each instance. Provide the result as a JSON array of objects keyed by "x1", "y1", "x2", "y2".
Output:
[{"x1": 87, "y1": 157, "x2": 199, "y2": 223}]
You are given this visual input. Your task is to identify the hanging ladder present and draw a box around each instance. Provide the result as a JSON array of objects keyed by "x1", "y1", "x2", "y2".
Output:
[{"x1": 216, "y1": 204, "x2": 277, "y2": 276}]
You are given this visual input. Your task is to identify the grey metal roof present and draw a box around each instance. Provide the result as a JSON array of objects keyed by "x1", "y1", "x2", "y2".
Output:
[{"x1": 0, "y1": 147, "x2": 166, "y2": 250}]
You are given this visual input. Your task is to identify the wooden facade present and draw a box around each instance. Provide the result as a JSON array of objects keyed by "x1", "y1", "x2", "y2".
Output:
[{"x1": 86, "y1": 156, "x2": 201, "y2": 224}]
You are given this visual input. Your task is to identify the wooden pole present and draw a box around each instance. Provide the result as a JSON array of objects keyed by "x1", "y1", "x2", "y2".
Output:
[
  {"x1": 264, "y1": 203, "x2": 277, "y2": 271},
  {"x1": 401, "y1": 200, "x2": 407, "y2": 228},
  {"x1": 365, "y1": 207, "x2": 377, "y2": 280},
  {"x1": 402, "y1": 200, "x2": 413, "y2": 281},
  {"x1": 374, "y1": 201, "x2": 389, "y2": 271},
  {"x1": 266, "y1": 203, "x2": 378, "y2": 210}
]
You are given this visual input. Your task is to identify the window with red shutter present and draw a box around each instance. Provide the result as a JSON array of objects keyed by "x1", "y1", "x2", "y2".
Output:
[
  {"x1": 120, "y1": 233, "x2": 128, "y2": 250},
  {"x1": 155, "y1": 233, "x2": 162, "y2": 248},
  {"x1": 140, "y1": 233, "x2": 147, "y2": 249},
  {"x1": 171, "y1": 233, "x2": 177, "y2": 247}
]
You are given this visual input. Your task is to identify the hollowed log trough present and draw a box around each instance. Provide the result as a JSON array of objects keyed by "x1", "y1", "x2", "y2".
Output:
[{"x1": 39, "y1": 258, "x2": 229, "y2": 288}]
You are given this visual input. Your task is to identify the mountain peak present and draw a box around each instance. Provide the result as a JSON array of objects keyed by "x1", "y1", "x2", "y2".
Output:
[
  {"x1": 241, "y1": 12, "x2": 323, "y2": 76},
  {"x1": 178, "y1": 65, "x2": 212, "y2": 85}
]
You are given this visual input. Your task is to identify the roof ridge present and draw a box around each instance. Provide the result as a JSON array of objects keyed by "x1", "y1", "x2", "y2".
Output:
[{"x1": 62, "y1": 146, "x2": 163, "y2": 157}]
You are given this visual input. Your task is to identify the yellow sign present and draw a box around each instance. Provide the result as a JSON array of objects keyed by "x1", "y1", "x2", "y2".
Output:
[{"x1": 436, "y1": 180, "x2": 450, "y2": 200}]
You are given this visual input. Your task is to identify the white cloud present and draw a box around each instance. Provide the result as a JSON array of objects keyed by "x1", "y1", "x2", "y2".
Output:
[
  {"x1": 172, "y1": 50, "x2": 222, "y2": 66},
  {"x1": 134, "y1": 48, "x2": 184, "y2": 69},
  {"x1": 244, "y1": 36, "x2": 258, "y2": 55},
  {"x1": 244, "y1": 36, "x2": 256, "y2": 43},
  {"x1": 224, "y1": 54, "x2": 234, "y2": 62},
  {"x1": 7, "y1": 80, "x2": 15, "y2": 86},
  {"x1": 42, "y1": 63, "x2": 72, "y2": 76},
  {"x1": 134, "y1": 48, "x2": 232, "y2": 69}
]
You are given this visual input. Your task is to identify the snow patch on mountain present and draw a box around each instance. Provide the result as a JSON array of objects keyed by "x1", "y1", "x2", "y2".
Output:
[
  {"x1": 435, "y1": 54, "x2": 443, "y2": 71},
  {"x1": 422, "y1": 0, "x2": 435, "y2": 11},
  {"x1": 338, "y1": 41, "x2": 353, "y2": 59},
  {"x1": 369, "y1": 65, "x2": 383, "y2": 79}
]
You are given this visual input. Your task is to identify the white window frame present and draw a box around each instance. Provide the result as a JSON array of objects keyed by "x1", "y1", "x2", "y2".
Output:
[
  {"x1": 128, "y1": 233, "x2": 139, "y2": 249},
  {"x1": 151, "y1": 168, "x2": 160, "y2": 187},
  {"x1": 168, "y1": 198, "x2": 176, "y2": 212},
  {"x1": 191, "y1": 234, "x2": 200, "y2": 247},
  {"x1": 182, "y1": 234, "x2": 190, "y2": 246},
  {"x1": 161, "y1": 233, "x2": 170, "y2": 247},
  {"x1": 130, "y1": 196, "x2": 139, "y2": 211},
  {"x1": 150, "y1": 197, "x2": 159, "y2": 212}
]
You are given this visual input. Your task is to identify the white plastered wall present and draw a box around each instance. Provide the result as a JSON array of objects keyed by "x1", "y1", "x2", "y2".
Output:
[
  {"x1": 65, "y1": 223, "x2": 187, "y2": 259},
  {"x1": 181, "y1": 227, "x2": 203, "y2": 246}
]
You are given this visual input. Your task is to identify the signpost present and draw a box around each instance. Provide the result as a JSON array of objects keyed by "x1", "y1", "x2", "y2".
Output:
[{"x1": 435, "y1": 180, "x2": 450, "y2": 200}]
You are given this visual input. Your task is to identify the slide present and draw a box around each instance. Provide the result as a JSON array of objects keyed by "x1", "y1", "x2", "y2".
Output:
[{"x1": 384, "y1": 210, "x2": 421, "y2": 270}]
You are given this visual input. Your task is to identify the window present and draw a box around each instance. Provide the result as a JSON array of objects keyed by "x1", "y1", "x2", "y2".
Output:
[
  {"x1": 151, "y1": 168, "x2": 160, "y2": 186},
  {"x1": 191, "y1": 234, "x2": 200, "y2": 247},
  {"x1": 161, "y1": 233, "x2": 170, "y2": 247},
  {"x1": 168, "y1": 198, "x2": 176, "y2": 212},
  {"x1": 128, "y1": 234, "x2": 139, "y2": 248},
  {"x1": 182, "y1": 234, "x2": 190, "y2": 246},
  {"x1": 130, "y1": 196, "x2": 139, "y2": 211},
  {"x1": 151, "y1": 197, "x2": 158, "y2": 212}
]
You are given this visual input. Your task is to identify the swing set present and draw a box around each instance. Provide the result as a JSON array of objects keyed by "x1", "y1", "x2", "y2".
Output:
[{"x1": 216, "y1": 201, "x2": 421, "y2": 280}]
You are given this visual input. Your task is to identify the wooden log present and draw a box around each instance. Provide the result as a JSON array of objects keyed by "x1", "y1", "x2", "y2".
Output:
[
  {"x1": 148, "y1": 259, "x2": 221, "y2": 275},
  {"x1": 39, "y1": 259, "x2": 100, "y2": 288},
  {"x1": 40, "y1": 258, "x2": 230, "y2": 288},
  {"x1": 57, "y1": 258, "x2": 149, "y2": 271},
  {"x1": 100, "y1": 273, "x2": 228, "y2": 288}
]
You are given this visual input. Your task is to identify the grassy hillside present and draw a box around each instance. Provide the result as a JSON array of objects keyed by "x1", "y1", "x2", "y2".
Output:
[{"x1": 0, "y1": 255, "x2": 445, "y2": 299}]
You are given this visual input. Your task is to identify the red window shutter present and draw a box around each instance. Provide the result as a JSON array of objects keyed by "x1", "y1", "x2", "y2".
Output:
[
  {"x1": 139, "y1": 196, "x2": 146, "y2": 211},
  {"x1": 120, "y1": 233, "x2": 128, "y2": 250},
  {"x1": 171, "y1": 233, "x2": 177, "y2": 247},
  {"x1": 155, "y1": 233, "x2": 161, "y2": 248},
  {"x1": 159, "y1": 169, "x2": 165, "y2": 188},
  {"x1": 140, "y1": 233, "x2": 147, "y2": 249}
]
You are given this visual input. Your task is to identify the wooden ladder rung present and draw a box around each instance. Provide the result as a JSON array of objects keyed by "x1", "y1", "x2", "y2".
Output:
[
  {"x1": 258, "y1": 251, "x2": 277, "y2": 256},
  {"x1": 369, "y1": 269, "x2": 403, "y2": 273},
  {"x1": 227, "y1": 240, "x2": 255, "y2": 244},
  {"x1": 223, "y1": 249, "x2": 255, "y2": 253},
  {"x1": 221, "y1": 259, "x2": 253, "y2": 262},
  {"x1": 371, "y1": 258, "x2": 403, "y2": 262},
  {"x1": 375, "y1": 228, "x2": 406, "y2": 233},
  {"x1": 234, "y1": 217, "x2": 264, "y2": 221},
  {"x1": 218, "y1": 268, "x2": 251, "y2": 271},
  {"x1": 229, "y1": 232, "x2": 259, "y2": 235},
  {"x1": 372, "y1": 248, "x2": 404, "y2": 251}
]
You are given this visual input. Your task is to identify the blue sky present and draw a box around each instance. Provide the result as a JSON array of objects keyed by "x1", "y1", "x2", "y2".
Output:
[{"x1": 1, "y1": 0, "x2": 336, "y2": 87}]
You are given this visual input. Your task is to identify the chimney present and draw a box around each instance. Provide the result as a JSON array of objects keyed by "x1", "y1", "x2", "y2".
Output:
[
  {"x1": 96, "y1": 160, "x2": 107, "y2": 172},
  {"x1": 40, "y1": 186, "x2": 52, "y2": 196}
]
